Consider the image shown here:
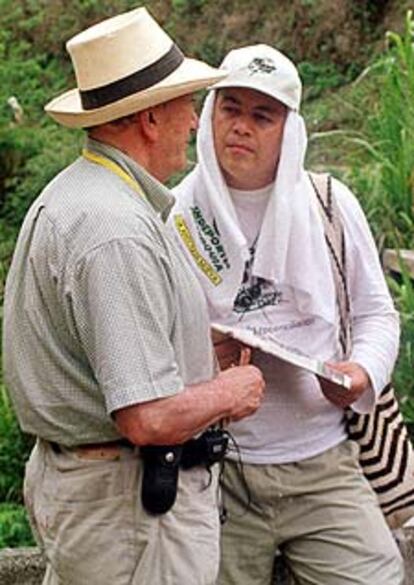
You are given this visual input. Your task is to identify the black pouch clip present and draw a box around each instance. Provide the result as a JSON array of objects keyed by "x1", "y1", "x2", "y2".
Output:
[
  {"x1": 140, "y1": 444, "x2": 183, "y2": 515},
  {"x1": 181, "y1": 429, "x2": 228, "y2": 470}
]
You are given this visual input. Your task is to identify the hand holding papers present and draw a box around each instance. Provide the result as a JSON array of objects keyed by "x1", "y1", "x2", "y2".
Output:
[{"x1": 211, "y1": 323, "x2": 352, "y2": 390}]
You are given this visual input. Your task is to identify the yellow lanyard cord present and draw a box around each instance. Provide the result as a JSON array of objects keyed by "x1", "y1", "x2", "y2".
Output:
[{"x1": 82, "y1": 149, "x2": 146, "y2": 199}]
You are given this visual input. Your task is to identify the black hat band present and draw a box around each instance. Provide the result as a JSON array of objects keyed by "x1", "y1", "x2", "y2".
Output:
[{"x1": 80, "y1": 44, "x2": 185, "y2": 110}]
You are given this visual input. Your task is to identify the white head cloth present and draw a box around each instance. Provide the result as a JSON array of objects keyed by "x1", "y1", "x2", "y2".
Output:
[{"x1": 171, "y1": 45, "x2": 336, "y2": 324}]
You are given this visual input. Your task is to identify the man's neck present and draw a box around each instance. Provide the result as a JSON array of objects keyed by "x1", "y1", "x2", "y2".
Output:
[
  {"x1": 87, "y1": 126, "x2": 153, "y2": 178},
  {"x1": 223, "y1": 168, "x2": 278, "y2": 191}
]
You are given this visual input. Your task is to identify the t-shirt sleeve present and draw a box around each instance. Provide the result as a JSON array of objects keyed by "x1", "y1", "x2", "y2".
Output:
[{"x1": 71, "y1": 237, "x2": 183, "y2": 414}]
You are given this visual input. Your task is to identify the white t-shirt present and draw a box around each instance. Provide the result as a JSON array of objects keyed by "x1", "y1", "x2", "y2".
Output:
[
  {"x1": 222, "y1": 182, "x2": 398, "y2": 464},
  {"x1": 229, "y1": 185, "x2": 272, "y2": 248}
]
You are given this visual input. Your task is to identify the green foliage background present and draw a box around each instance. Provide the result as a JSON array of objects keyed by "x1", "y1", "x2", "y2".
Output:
[{"x1": 0, "y1": 0, "x2": 413, "y2": 548}]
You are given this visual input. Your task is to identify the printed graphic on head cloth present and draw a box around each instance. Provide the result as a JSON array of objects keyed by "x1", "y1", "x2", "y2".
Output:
[
  {"x1": 234, "y1": 242, "x2": 285, "y2": 317},
  {"x1": 247, "y1": 57, "x2": 277, "y2": 76}
]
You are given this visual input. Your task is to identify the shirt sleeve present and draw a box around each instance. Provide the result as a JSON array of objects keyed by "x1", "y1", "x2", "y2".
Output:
[
  {"x1": 71, "y1": 237, "x2": 184, "y2": 414},
  {"x1": 333, "y1": 178, "x2": 400, "y2": 413}
]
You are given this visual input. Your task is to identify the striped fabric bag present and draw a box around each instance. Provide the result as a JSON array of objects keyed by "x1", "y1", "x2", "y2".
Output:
[{"x1": 310, "y1": 172, "x2": 414, "y2": 529}]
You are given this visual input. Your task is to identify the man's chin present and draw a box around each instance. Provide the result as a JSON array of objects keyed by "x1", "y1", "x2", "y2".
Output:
[{"x1": 164, "y1": 157, "x2": 190, "y2": 183}]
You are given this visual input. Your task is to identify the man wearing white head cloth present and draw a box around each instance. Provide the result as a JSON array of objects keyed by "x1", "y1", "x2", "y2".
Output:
[{"x1": 170, "y1": 45, "x2": 403, "y2": 584}]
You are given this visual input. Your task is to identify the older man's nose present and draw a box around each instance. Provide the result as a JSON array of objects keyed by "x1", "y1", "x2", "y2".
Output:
[{"x1": 191, "y1": 110, "x2": 199, "y2": 131}]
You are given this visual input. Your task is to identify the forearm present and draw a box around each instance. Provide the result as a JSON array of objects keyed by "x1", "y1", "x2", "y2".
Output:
[
  {"x1": 115, "y1": 380, "x2": 230, "y2": 445},
  {"x1": 114, "y1": 365, "x2": 263, "y2": 445},
  {"x1": 351, "y1": 311, "x2": 400, "y2": 394}
]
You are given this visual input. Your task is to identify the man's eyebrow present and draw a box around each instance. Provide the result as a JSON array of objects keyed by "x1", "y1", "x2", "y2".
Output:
[
  {"x1": 253, "y1": 104, "x2": 279, "y2": 114},
  {"x1": 220, "y1": 94, "x2": 241, "y2": 105},
  {"x1": 219, "y1": 93, "x2": 284, "y2": 115}
]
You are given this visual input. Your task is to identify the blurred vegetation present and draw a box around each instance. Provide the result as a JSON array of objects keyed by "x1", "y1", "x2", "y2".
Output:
[
  {"x1": 0, "y1": 0, "x2": 413, "y2": 548},
  {"x1": 0, "y1": 503, "x2": 34, "y2": 547},
  {"x1": 0, "y1": 385, "x2": 33, "y2": 502},
  {"x1": 388, "y1": 261, "x2": 414, "y2": 423},
  {"x1": 348, "y1": 13, "x2": 414, "y2": 250}
]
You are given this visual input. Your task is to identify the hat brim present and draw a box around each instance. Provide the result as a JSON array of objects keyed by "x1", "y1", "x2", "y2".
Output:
[{"x1": 45, "y1": 58, "x2": 226, "y2": 128}]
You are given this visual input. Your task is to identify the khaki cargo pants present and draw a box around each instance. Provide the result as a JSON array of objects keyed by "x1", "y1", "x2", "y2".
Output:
[
  {"x1": 25, "y1": 439, "x2": 220, "y2": 585},
  {"x1": 218, "y1": 441, "x2": 404, "y2": 585}
]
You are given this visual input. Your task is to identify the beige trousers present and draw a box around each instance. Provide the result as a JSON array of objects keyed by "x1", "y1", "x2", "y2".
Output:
[
  {"x1": 24, "y1": 439, "x2": 220, "y2": 585},
  {"x1": 218, "y1": 441, "x2": 404, "y2": 585}
]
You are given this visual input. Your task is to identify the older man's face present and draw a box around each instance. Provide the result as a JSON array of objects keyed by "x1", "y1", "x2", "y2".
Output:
[
  {"x1": 212, "y1": 88, "x2": 287, "y2": 190},
  {"x1": 154, "y1": 94, "x2": 198, "y2": 182}
]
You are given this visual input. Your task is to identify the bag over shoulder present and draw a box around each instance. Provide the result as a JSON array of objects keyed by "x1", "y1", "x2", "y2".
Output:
[{"x1": 310, "y1": 170, "x2": 414, "y2": 529}]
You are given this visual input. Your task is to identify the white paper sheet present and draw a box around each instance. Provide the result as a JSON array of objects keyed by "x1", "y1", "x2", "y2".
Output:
[{"x1": 212, "y1": 322, "x2": 352, "y2": 390}]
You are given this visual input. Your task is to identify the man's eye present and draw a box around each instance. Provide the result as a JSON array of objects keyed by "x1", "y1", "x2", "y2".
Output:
[
  {"x1": 222, "y1": 106, "x2": 238, "y2": 115},
  {"x1": 254, "y1": 113, "x2": 272, "y2": 123}
]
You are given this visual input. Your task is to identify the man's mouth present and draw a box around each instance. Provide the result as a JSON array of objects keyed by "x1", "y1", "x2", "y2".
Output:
[{"x1": 226, "y1": 143, "x2": 254, "y2": 154}]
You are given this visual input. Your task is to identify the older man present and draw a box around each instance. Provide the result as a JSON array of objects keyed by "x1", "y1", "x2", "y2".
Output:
[
  {"x1": 2, "y1": 11, "x2": 265, "y2": 585},
  {"x1": 170, "y1": 45, "x2": 403, "y2": 584}
]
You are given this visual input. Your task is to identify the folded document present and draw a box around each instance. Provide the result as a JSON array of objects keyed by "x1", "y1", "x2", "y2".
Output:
[{"x1": 211, "y1": 322, "x2": 352, "y2": 390}]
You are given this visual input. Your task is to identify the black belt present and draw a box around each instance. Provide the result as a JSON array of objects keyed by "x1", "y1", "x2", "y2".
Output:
[{"x1": 49, "y1": 429, "x2": 228, "y2": 468}]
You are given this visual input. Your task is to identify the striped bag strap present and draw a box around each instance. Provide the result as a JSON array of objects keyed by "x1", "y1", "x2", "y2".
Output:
[{"x1": 308, "y1": 172, "x2": 352, "y2": 358}]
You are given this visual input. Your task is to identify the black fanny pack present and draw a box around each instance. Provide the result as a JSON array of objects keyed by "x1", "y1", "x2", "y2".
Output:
[{"x1": 141, "y1": 428, "x2": 228, "y2": 515}]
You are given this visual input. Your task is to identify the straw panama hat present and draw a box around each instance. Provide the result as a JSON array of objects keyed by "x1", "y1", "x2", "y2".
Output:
[
  {"x1": 212, "y1": 44, "x2": 302, "y2": 111},
  {"x1": 45, "y1": 7, "x2": 226, "y2": 128}
]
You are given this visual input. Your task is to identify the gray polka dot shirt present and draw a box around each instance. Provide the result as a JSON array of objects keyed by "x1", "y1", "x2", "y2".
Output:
[{"x1": 3, "y1": 139, "x2": 215, "y2": 446}]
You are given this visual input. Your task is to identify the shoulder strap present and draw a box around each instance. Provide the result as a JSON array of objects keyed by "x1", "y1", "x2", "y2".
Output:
[{"x1": 308, "y1": 172, "x2": 352, "y2": 358}]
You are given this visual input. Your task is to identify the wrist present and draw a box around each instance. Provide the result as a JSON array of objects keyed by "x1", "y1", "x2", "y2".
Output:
[{"x1": 212, "y1": 372, "x2": 236, "y2": 419}]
